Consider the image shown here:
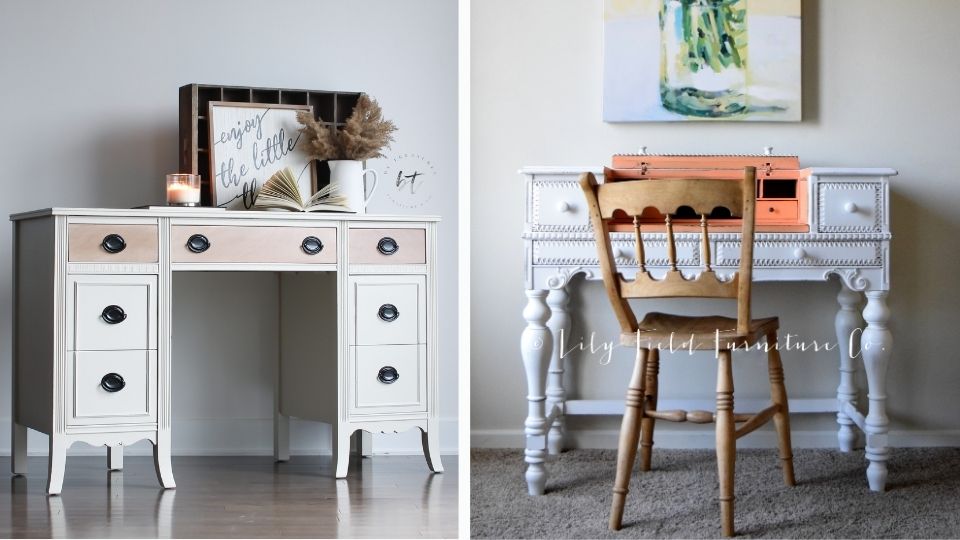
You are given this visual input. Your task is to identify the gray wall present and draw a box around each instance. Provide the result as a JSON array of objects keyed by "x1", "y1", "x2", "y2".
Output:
[
  {"x1": 471, "y1": 0, "x2": 960, "y2": 448},
  {"x1": 0, "y1": 0, "x2": 458, "y2": 455}
]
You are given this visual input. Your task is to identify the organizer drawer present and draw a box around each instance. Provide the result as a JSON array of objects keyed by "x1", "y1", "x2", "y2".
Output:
[
  {"x1": 67, "y1": 350, "x2": 157, "y2": 426},
  {"x1": 67, "y1": 274, "x2": 157, "y2": 351},
  {"x1": 68, "y1": 223, "x2": 158, "y2": 263},
  {"x1": 350, "y1": 275, "x2": 426, "y2": 345},
  {"x1": 171, "y1": 225, "x2": 337, "y2": 264},
  {"x1": 529, "y1": 177, "x2": 589, "y2": 230},
  {"x1": 817, "y1": 181, "x2": 884, "y2": 232},
  {"x1": 349, "y1": 228, "x2": 426, "y2": 265},
  {"x1": 349, "y1": 344, "x2": 426, "y2": 416},
  {"x1": 756, "y1": 200, "x2": 799, "y2": 223}
]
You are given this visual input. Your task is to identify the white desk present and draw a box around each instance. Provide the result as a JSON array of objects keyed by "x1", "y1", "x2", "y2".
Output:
[
  {"x1": 10, "y1": 208, "x2": 443, "y2": 494},
  {"x1": 519, "y1": 166, "x2": 896, "y2": 495}
]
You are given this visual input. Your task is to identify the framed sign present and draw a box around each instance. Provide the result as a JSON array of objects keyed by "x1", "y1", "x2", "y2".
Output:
[{"x1": 208, "y1": 102, "x2": 316, "y2": 209}]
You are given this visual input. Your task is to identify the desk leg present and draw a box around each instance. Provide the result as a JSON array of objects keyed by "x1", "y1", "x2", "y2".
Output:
[
  {"x1": 11, "y1": 421, "x2": 27, "y2": 476},
  {"x1": 152, "y1": 431, "x2": 176, "y2": 489},
  {"x1": 835, "y1": 284, "x2": 863, "y2": 452},
  {"x1": 107, "y1": 445, "x2": 123, "y2": 471},
  {"x1": 546, "y1": 287, "x2": 570, "y2": 455},
  {"x1": 861, "y1": 290, "x2": 892, "y2": 492},
  {"x1": 46, "y1": 435, "x2": 68, "y2": 495},
  {"x1": 522, "y1": 289, "x2": 552, "y2": 495},
  {"x1": 333, "y1": 425, "x2": 354, "y2": 479}
]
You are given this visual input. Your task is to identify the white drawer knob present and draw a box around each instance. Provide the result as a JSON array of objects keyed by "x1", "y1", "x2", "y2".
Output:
[
  {"x1": 557, "y1": 201, "x2": 572, "y2": 213},
  {"x1": 794, "y1": 248, "x2": 807, "y2": 259},
  {"x1": 844, "y1": 202, "x2": 858, "y2": 213}
]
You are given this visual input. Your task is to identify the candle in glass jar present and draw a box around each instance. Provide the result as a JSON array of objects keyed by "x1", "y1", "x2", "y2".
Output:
[{"x1": 166, "y1": 174, "x2": 201, "y2": 206}]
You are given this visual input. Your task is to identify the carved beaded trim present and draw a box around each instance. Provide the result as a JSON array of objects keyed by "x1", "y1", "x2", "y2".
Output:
[{"x1": 533, "y1": 239, "x2": 700, "y2": 267}]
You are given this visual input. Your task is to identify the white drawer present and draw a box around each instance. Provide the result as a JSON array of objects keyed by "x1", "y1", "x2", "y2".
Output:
[
  {"x1": 67, "y1": 274, "x2": 157, "y2": 351},
  {"x1": 532, "y1": 238, "x2": 700, "y2": 267},
  {"x1": 349, "y1": 275, "x2": 426, "y2": 345},
  {"x1": 529, "y1": 177, "x2": 590, "y2": 231},
  {"x1": 817, "y1": 181, "x2": 884, "y2": 233},
  {"x1": 349, "y1": 344, "x2": 426, "y2": 416},
  {"x1": 67, "y1": 350, "x2": 157, "y2": 426},
  {"x1": 716, "y1": 241, "x2": 883, "y2": 267}
]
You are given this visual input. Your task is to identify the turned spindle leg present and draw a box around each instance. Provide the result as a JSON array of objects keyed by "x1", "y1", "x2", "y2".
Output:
[
  {"x1": 716, "y1": 350, "x2": 736, "y2": 537},
  {"x1": 639, "y1": 348, "x2": 659, "y2": 472},
  {"x1": 766, "y1": 331, "x2": 795, "y2": 486},
  {"x1": 610, "y1": 348, "x2": 648, "y2": 531},
  {"x1": 835, "y1": 283, "x2": 863, "y2": 452},
  {"x1": 861, "y1": 290, "x2": 892, "y2": 492},
  {"x1": 546, "y1": 286, "x2": 570, "y2": 455},
  {"x1": 522, "y1": 290, "x2": 552, "y2": 495}
]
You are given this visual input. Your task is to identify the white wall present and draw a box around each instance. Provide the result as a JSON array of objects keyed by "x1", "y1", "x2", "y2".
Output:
[
  {"x1": 471, "y1": 0, "x2": 960, "y2": 448},
  {"x1": 0, "y1": 0, "x2": 458, "y2": 455}
]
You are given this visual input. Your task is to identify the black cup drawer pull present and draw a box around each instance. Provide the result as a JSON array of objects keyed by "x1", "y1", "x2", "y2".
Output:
[
  {"x1": 101, "y1": 305, "x2": 127, "y2": 324},
  {"x1": 186, "y1": 234, "x2": 210, "y2": 253},
  {"x1": 100, "y1": 373, "x2": 125, "y2": 392},
  {"x1": 378, "y1": 304, "x2": 399, "y2": 322},
  {"x1": 101, "y1": 234, "x2": 127, "y2": 254},
  {"x1": 301, "y1": 235, "x2": 324, "y2": 255},
  {"x1": 377, "y1": 366, "x2": 399, "y2": 384},
  {"x1": 377, "y1": 237, "x2": 399, "y2": 255}
]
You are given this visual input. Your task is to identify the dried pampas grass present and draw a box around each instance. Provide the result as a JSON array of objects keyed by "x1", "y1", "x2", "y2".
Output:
[{"x1": 296, "y1": 94, "x2": 397, "y2": 161}]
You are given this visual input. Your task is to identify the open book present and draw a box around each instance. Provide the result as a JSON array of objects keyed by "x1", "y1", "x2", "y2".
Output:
[{"x1": 253, "y1": 167, "x2": 353, "y2": 213}]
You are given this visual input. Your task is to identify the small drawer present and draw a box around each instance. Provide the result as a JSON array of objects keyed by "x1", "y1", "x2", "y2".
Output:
[
  {"x1": 817, "y1": 182, "x2": 883, "y2": 232},
  {"x1": 67, "y1": 350, "x2": 157, "y2": 426},
  {"x1": 349, "y1": 228, "x2": 426, "y2": 265},
  {"x1": 756, "y1": 200, "x2": 798, "y2": 223},
  {"x1": 67, "y1": 275, "x2": 157, "y2": 351},
  {"x1": 529, "y1": 177, "x2": 590, "y2": 230},
  {"x1": 68, "y1": 224, "x2": 158, "y2": 263},
  {"x1": 171, "y1": 225, "x2": 337, "y2": 264},
  {"x1": 350, "y1": 275, "x2": 426, "y2": 345},
  {"x1": 349, "y1": 344, "x2": 426, "y2": 416}
]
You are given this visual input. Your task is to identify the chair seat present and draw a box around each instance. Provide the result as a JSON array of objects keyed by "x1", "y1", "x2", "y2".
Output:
[{"x1": 620, "y1": 313, "x2": 779, "y2": 351}]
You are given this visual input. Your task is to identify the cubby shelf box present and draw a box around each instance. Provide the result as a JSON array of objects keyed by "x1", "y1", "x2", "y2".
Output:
[{"x1": 178, "y1": 83, "x2": 362, "y2": 206}]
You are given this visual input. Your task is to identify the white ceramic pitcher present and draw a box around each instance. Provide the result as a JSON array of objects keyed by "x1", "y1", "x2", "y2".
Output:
[{"x1": 328, "y1": 160, "x2": 378, "y2": 214}]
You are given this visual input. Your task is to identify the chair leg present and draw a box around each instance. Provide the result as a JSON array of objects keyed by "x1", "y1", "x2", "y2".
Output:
[
  {"x1": 639, "y1": 348, "x2": 659, "y2": 472},
  {"x1": 716, "y1": 350, "x2": 736, "y2": 537},
  {"x1": 766, "y1": 331, "x2": 796, "y2": 486},
  {"x1": 609, "y1": 347, "x2": 648, "y2": 531}
]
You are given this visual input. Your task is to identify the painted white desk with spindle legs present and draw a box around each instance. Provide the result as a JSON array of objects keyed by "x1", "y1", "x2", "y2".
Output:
[
  {"x1": 10, "y1": 208, "x2": 443, "y2": 495},
  {"x1": 519, "y1": 166, "x2": 897, "y2": 496}
]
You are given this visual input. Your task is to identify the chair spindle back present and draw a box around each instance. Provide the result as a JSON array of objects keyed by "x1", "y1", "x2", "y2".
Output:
[{"x1": 579, "y1": 167, "x2": 757, "y2": 335}]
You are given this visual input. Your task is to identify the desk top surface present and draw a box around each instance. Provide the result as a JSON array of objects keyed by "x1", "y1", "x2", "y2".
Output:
[{"x1": 10, "y1": 207, "x2": 441, "y2": 223}]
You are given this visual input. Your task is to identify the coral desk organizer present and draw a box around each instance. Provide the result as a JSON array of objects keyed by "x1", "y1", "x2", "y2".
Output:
[
  {"x1": 519, "y1": 153, "x2": 896, "y2": 495},
  {"x1": 9, "y1": 208, "x2": 443, "y2": 494}
]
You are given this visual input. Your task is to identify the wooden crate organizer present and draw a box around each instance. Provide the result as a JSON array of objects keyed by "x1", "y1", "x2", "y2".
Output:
[
  {"x1": 178, "y1": 84, "x2": 362, "y2": 206},
  {"x1": 606, "y1": 154, "x2": 810, "y2": 232}
]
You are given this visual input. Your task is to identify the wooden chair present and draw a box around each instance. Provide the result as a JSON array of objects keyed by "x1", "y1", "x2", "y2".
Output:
[{"x1": 579, "y1": 167, "x2": 796, "y2": 537}]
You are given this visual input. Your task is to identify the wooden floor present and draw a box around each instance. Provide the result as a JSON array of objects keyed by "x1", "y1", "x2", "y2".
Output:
[{"x1": 0, "y1": 454, "x2": 458, "y2": 538}]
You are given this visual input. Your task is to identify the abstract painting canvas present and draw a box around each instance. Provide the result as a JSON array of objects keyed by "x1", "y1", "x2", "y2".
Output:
[{"x1": 603, "y1": 0, "x2": 801, "y2": 122}]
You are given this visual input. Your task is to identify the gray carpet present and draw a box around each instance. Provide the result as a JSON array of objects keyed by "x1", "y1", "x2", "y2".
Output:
[{"x1": 471, "y1": 448, "x2": 960, "y2": 539}]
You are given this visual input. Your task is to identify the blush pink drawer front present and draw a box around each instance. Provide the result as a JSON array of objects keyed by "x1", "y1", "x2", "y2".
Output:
[
  {"x1": 68, "y1": 224, "x2": 159, "y2": 263},
  {"x1": 171, "y1": 226, "x2": 337, "y2": 264},
  {"x1": 349, "y1": 228, "x2": 426, "y2": 265}
]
